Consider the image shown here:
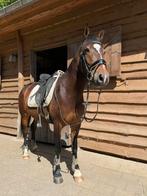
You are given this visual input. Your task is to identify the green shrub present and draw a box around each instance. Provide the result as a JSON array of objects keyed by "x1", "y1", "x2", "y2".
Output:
[{"x1": 0, "y1": 0, "x2": 17, "y2": 8}]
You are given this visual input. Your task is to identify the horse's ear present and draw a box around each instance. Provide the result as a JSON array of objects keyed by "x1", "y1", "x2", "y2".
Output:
[
  {"x1": 84, "y1": 25, "x2": 90, "y2": 39},
  {"x1": 98, "y1": 30, "x2": 105, "y2": 41}
]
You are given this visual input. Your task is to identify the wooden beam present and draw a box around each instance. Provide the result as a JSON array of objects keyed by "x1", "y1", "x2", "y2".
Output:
[
  {"x1": 0, "y1": 57, "x2": 1, "y2": 89},
  {"x1": 16, "y1": 30, "x2": 24, "y2": 92},
  {"x1": 16, "y1": 30, "x2": 24, "y2": 138},
  {"x1": 0, "y1": 0, "x2": 121, "y2": 36}
]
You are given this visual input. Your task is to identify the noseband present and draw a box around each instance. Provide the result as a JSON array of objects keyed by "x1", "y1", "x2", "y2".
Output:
[{"x1": 80, "y1": 41, "x2": 106, "y2": 81}]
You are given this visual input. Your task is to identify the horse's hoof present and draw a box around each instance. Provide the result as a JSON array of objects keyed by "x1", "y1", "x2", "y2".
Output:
[
  {"x1": 22, "y1": 155, "x2": 30, "y2": 160},
  {"x1": 73, "y1": 176, "x2": 84, "y2": 183},
  {"x1": 53, "y1": 176, "x2": 63, "y2": 184},
  {"x1": 73, "y1": 169, "x2": 84, "y2": 183}
]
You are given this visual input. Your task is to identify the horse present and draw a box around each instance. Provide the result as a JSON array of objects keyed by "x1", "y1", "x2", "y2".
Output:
[{"x1": 18, "y1": 31, "x2": 110, "y2": 184}]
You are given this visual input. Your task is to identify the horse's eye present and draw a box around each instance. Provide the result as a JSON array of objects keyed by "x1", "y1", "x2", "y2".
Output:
[
  {"x1": 85, "y1": 48, "x2": 90, "y2": 53},
  {"x1": 82, "y1": 48, "x2": 90, "y2": 55}
]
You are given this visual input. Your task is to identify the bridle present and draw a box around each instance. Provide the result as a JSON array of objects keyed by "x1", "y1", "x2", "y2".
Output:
[
  {"x1": 80, "y1": 41, "x2": 107, "y2": 122},
  {"x1": 80, "y1": 41, "x2": 107, "y2": 81}
]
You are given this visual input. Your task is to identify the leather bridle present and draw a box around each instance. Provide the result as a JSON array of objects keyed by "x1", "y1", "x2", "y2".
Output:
[{"x1": 80, "y1": 41, "x2": 107, "y2": 81}]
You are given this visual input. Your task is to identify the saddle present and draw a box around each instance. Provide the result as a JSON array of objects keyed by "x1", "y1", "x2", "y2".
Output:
[
  {"x1": 28, "y1": 70, "x2": 64, "y2": 126},
  {"x1": 35, "y1": 73, "x2": 51, "y2": 109}
]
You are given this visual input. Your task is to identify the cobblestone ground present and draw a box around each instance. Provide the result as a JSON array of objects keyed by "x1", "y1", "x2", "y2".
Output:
[{"x1": 0, "y1": 134, "x2": 147, "y2": 196}]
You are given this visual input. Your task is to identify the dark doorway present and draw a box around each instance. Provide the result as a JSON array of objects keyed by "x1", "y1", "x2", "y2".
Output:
[{"x1": 36, "y1": 46, "x2": 67, "y2": 81}]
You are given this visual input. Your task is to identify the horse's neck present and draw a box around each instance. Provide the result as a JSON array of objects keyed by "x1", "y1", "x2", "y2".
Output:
[{"x1": 66, "y1": 58, "x2": 86, "y2": 95}]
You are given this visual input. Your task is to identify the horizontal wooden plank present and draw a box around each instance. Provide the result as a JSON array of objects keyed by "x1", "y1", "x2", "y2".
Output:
[
  {"x1": 122, "y1": 62, "x2": 147, "y2": 71},
  {"x1": 2, "y1": 77, "x2": 30, "y2": 88},
  {"x1": 83, "y1": 92, "x2": 147, "y2": 104},
  {"x1": 86, "y1": 103, "x2": 147, "y2": 115},
  {"x1": 81, "y1": 120, "x2": 147, "y2": 137},
  {"x1": 84, "y1": 112, "x2": 147, "y2": 126},
  {"x1": 1, "y1": 87, "x2": 18, "y2": 92},
  {"x1": 0, "y1": 100, "x2": 18, "y2": 105},
  {"x1": 78, "y1": 138, "x2": 147, "y2": 162},
  {"x1": 2, "y1": 76, "x2": 30, "y2": 81},
  {"x1": 102, "y1": 78, "x2": 147, "y2": 91},
  {"x1": 122, "y1": 71, "x2": 147, "y2": 80},
  {"x1": 0, "y1": 118, "x2": 17, "y2": 129},
  {"x1": 121, "y1": 52, "x2": 147, "y2": 63},
  {"x1": 0, "y1": 92, "x2": 18, "y2": 99},
  {"x1": 0, "y1": 114, "x2": 17, "y2": 118},
  {"x1": 2, "y1": 78, "x2": 18, "y2": 82},
  {"x1": 0, "y1": 126, "x2": 16, "y2": 136},
  {"x1": 0, "y1": 107, "x2": 18, "y2": 114},
  {"x1": 79, "y1": 130, "x2": 147, "y2": 148},
  {"x1": 2, "y1": 81, "x2": 17, "y2": 87}
]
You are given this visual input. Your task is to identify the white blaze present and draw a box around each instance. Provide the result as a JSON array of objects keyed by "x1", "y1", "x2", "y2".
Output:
[{"x1": 93, "y1": 43, "x2": 102, "y2": 58}]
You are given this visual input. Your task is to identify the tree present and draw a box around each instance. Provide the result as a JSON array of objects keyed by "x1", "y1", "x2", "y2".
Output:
[{"x1": 0, "y1": 0, "x2": 17, "y2": 8}]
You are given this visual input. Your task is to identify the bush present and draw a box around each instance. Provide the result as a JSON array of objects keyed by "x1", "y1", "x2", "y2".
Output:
[{"x1": 0, "y1": 0, "x2": 17, "y2": 8}]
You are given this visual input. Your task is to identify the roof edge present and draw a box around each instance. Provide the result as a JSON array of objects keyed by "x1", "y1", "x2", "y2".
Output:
[{"x1": 0, "y1": 0, "x2": 38, "y2": 17}]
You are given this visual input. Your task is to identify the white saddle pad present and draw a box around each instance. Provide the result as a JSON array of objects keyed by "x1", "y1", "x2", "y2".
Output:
[{"x1": 28, "y1": 70, "x2": 63, "y2": 107}]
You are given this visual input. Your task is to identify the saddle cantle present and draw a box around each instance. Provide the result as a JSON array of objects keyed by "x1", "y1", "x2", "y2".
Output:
[{"x1": 28, "y1": 70, "x2": 64, "y2": 108}]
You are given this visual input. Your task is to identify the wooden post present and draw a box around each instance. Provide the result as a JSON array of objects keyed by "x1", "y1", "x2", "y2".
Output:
[
  {"x1": 17, "y1": 30, "x2": 24, "y2": 92},
  {"x1": 16, "y1": 30, "x2": 24, "y2": 138},
  {"x1": 0, "y1": 57, "x2": 1, "y2": 89},
  {"x1": 30, "y1": 50, "x2": 37, "y2": 82}
]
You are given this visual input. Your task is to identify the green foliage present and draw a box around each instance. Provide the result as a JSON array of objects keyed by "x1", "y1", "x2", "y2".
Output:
[{"x1": 0, "y1": 0, "x2": 17, "y2": 8}]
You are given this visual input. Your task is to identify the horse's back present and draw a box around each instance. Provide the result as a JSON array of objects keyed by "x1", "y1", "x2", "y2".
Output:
[{"x1": 19, "y1": 83, "x2": 37, "y2": 112}]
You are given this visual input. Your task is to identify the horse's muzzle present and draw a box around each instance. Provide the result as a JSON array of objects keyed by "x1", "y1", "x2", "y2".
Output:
[{"x1": 93, "y1": 71, "x2": 109, "y2": 86}]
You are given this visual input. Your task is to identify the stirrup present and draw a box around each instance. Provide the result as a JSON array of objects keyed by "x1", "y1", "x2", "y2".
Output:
[{"x1": 37, "y1": 113, "x2": 42, "y2": 128}]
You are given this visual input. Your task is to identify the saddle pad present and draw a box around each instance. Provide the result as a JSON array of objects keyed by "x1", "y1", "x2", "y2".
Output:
[{"x1": 28, "y1": 70, "x2": 64, "y2": 107}]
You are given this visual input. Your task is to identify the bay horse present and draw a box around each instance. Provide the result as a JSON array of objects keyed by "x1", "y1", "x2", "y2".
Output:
[{"x1": 19, "y1": 32, "x2": 110, "y2": 184}]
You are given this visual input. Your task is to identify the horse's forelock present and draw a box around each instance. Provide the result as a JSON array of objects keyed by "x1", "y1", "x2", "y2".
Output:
[
  {"x1": 82, "y1": 36, "x2": 101, "y2": 49},
  {"x1": 85, "y1": 35, "x2": 101, "y2": 44}
]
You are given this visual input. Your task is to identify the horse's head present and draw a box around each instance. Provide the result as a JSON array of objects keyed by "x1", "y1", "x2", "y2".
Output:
[{"x1": 80, "y1": 31, "x2": 109, "y2": 86}]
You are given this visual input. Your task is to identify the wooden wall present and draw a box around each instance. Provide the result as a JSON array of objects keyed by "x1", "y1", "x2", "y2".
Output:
[
  {"x1": 0, "y1": 36, "x2": 30, "y2": 135},
  {"x1": 78, "y1": 0, "x2": 147, "y2": 161},
  {"x1": 0, "y1": 0, "x2": 147, "y2": 161}
]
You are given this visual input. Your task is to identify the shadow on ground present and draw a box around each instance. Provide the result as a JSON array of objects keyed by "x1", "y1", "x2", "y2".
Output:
[{"x1": 31, "y1": 142, "x2": 73, "y2": 175}]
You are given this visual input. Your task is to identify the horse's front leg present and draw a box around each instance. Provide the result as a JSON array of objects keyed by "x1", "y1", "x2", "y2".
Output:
[
  {"x1": 71, "y1": 125, "x2": 84, "y2": 183},
  {"x1": 21, "y1": 115, "x2": 30, "y2": 159},
  {"x1": 53, "y1": 122, "x2": 63, "y2": 184}
]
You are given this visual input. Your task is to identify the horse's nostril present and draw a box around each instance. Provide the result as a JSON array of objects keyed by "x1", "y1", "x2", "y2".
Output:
[{"x1": 99, "y1": 74, "x2": 104, "y2": 82}]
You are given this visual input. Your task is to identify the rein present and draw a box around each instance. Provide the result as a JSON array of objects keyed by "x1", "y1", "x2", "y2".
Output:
[
  {"x1": 54, "y1": 76, "x2": 102, "y2": 128},
  {"x1": 54, "y1": 83, "x2": 81, "y2": 128},
  {"x1": 83, "y1": 81, "x2": 102, "y2": 123}
]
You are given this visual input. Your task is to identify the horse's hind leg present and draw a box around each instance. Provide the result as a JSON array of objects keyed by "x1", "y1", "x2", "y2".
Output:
[
  {"x1": 21, "y1": 115, "x2": 30, "y2": 159},
  {"x1": 30, "y1": 119, "x2": 38, "y2": 151},
  {"x1": 53, "y1": 122, "x2": 63, "y2": 184},
  {"x1": 71, "y1": 125, "x2": 84, "y2": 183}
]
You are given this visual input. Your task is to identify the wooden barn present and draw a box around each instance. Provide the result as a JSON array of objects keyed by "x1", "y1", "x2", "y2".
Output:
[{"x1": 0, "y1": 0, "x2": 147, "y2": 162}]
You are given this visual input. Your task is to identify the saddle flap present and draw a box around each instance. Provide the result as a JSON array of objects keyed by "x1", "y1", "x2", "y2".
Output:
[{"x1": 28, "y1": 70, "x2": 64, "y2": 108}]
